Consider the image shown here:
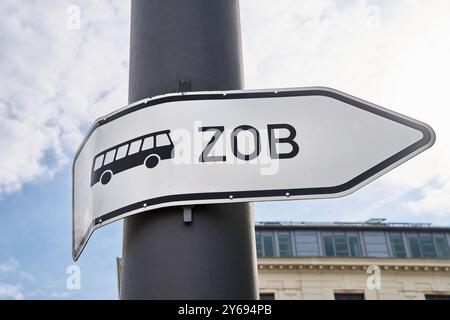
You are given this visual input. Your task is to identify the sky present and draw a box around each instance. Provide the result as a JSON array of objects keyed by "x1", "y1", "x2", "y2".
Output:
[{"x1": 0, "y1": 0, "x2": 450, "y2": 299}]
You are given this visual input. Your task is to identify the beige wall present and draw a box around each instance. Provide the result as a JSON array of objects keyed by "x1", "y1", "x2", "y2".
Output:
[{"x1": 258, "y1": 257, "x2": 450, "y2": 300}]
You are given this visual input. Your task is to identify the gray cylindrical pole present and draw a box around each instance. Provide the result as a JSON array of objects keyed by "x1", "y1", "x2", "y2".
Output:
[{"x1": 121, "y1": 0, "x2": 258, "y2": 300}]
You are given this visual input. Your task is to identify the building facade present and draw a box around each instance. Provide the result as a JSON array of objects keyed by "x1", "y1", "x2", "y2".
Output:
[
  {"x1": 117, "y1": 219, "x2": 450, "y2": 300},
  {"x1": 257, "y1": 220, "x2": 450, "y2": 300}
]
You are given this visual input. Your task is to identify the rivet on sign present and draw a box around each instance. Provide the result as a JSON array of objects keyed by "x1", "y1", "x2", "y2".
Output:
[
  {"x1": 143, "y1": 203, "x2": 148, "y2": 208},
  {"x1": 285, "y1": 192, "x2": 290, "y2": 197},
  {"x1": 223, "y1": 93, "x2": 227, "y2": 96},
  {"x1": 229, "y1": 195, "x2": 234, "y2": 200},
  {"x1": 98, "y1": 219, "x2": 102, "y2": 224},
  {"x1": 274, "y1": 91, "x2": 278, "y2": 94}
]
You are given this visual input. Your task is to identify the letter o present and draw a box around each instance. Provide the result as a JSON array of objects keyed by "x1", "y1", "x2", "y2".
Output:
[{"x1": 231, "y1": 125, "x2": 261, "y2": 161}]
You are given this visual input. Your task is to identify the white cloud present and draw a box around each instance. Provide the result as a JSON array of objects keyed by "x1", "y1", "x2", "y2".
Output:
[
  {"x1": 0, "y1": 0, "x2": 449, "y2": 221},
  {"x1": 0, "y1": 284, "x2": 24, "y2": 300},
  {"x1": 0, "y1": 258, "x2": 34, "y2": 281},
  {"x1": 0, "y1": 258, "x2": 31, "y2": 300},
  {"x1": 0, "y1": 0, "x2": 130, "y2": 195},
  {"x1": 241, "y1": 0, "x2": 450, "y2": 220},
  {"x1": 0, "y1": 257, "x2": 78, "y2": 300},
  {"x1": 0, "y1": 258, "x2": 19, "y2": 273},
  {"x1": 408, "y1": 180, "x2": 450, "y2": 218}
]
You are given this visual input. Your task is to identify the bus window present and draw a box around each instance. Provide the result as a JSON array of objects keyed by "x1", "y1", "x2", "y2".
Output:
[
  {"x1": 94, "y1": 155, "x2": 104, "y2": 171},
  {"x1": 156, "y1": 133, "x2": 172, "y2": 147},
  {"x1": 104, "y1": 150, "x2": 116, "y2": 165},
  {"x1": 142, "y1": 136, "x2": 155, "y2": 151},
  {"x1": 116, "y1": 145, "x2": 128, "y2": 160},
  {"x1": 128, "y1": 140, "x2": 142, "y2": 155}
]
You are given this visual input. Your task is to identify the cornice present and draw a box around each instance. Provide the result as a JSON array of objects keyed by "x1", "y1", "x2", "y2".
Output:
[{"x1": 257, "y1": 257, "x2": 450, "y2": 273}]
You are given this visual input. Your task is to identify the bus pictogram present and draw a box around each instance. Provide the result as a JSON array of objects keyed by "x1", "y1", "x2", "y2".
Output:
[{"x1": 90, "y1": 130, "x2": 174, "y2": 186}]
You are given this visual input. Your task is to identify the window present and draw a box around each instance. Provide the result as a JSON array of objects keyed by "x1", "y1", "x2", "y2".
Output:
[
  {"x1": 420, "y1": 235, "x2": 437, "y2": 258},
  {"x1": 93, "y1": 155, "x2": 104, "y2": 170},
  {"x1": 260, "y1": 293, "x2": 275, "y2": 300},
  {"x1": 425, "y1": 294, "x2": 450, "y2": 300},
  {"x1": 142, "y1": 136, "x2": 155, "y2": 151},
  {"x1": 156, "y1": 133, "x2": 171, "y2": 147},
  {"x1": 334, "y1": 234, "x2": 349, "y2": 256},
  {"x1": 104, "y1": 150, "x2": 116, "y2": 165},
  {"x1": 262, "y1": 234, "x2": 275, "y2": 257},
  {"x1": 363, "y1": 231, "x2": 389, "y2": 257},
  {"x1": 257, "y1": 232, "x2": 276, "y2": 257},
  {"x1": 278, "y1": 233, "x2": 293, "y2": 257},
  {"x1": 390, "y1": 234, "x2": 407, "y2": 258},
  {"x1": 323, "y1": 236, "x2": 335, "y2": 256},
  {"x1": 407, "y1": 234, "x2": 447, "y2": 259},
  {"x1": 116, "y1": 145, "x2": 128, "y2": 160},
  {"x1": 322, "y1": 233, "x2": 362, "y2": 257},
  {"x1": 335, "y1": 293, "x2": 365, "y2": 300},
  {"x1": 409, "y1": 237, "x2": 422, "y2": 258},
  {"x1": 349, "y1": 236, "x2": 362, "y2": 257},
  {"x1": 128, "y1": 140, "x2": 142, "y2": 155},
  {"x1": 256, "y1": 232, "x2": 263, "y2": 257},
  {"x1": 435, "y1": 237, "x2": 450, "y2": 259}
]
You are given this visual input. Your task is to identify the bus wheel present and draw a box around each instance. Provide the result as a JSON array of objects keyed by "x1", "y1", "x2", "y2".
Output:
[
  {"x1": 145, "y1": 155, "x2": 159, "y2": 169},
  {"x1": 100, "y1": 171, "x2": 112, "y2": 185}
]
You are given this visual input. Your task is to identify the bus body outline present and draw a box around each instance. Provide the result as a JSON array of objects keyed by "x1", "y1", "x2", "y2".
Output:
[{"x1": 90, "y1": 130, "x2": 174, "y2": 187}]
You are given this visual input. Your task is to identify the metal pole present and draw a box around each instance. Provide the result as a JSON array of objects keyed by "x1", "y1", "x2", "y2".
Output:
[{"x1": 121, "y1": 0, "x2": 258, "y2": 300}]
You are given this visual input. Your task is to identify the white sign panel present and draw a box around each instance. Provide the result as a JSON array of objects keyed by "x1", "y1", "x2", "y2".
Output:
[{"x1": 73, "y1": 87, "x2": 435, "y2": 260}]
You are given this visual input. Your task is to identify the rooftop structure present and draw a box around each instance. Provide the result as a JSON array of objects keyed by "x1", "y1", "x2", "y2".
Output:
[{"x1": 255, "y1": 219, "x2": 450, "y2": 260}]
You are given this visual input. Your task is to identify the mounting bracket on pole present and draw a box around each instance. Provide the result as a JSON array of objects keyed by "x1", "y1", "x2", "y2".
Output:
[{"x1": 182, "y1": 206, "x2": 194, "y2": 224}]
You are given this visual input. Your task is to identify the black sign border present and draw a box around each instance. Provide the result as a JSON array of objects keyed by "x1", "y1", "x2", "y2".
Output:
[{"x1": 72, "y1": 87, "x2": 435, "y2": 260}]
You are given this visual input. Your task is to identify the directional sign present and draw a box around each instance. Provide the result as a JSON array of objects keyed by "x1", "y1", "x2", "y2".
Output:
[{"x1": 72, "y1": 87, "x2": 435, "y2": 260}]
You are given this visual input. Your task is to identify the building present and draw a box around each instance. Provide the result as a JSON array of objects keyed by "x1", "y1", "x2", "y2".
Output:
[
  {"x1": 117, "y1": 219, "x2": 450, "y2": 300},
  {"x1": 257, "y1": 219, "x2": 450, "y2": 300}
]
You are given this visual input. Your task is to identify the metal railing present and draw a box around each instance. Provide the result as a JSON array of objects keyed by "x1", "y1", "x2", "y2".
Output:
[{"x1": 255, "y1": 220, "x2": 434, "y2": 228}]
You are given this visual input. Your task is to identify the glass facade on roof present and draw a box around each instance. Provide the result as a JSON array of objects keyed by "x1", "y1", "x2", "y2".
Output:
[{"x1": 255, "y1": 227, "x2": 450, "y2": 259}]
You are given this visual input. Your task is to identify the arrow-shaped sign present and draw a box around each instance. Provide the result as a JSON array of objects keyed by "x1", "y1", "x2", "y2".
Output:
[{"x1": 72, "y1": 87, "x2": 435, "y2": 260}]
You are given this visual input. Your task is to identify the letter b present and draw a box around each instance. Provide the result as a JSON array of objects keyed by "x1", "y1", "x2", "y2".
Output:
[{"x1": 268, "y1": 124, "x2": 299, "y2": 159}]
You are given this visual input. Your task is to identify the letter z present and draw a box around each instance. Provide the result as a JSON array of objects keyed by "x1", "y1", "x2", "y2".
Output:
[{"x1": 199, "y1": 126, "x2": 226, "y2": 163}]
